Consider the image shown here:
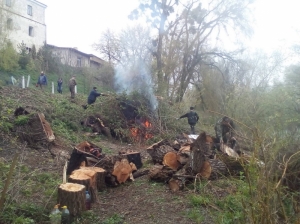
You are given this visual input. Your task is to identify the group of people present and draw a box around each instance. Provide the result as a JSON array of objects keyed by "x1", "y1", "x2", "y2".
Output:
[
  {"x1": 178, "y1": 107, "x2": 236, "y2": 149},
  {"x1": 36, "y1": 71, "x2": 106, "y2": 105}
]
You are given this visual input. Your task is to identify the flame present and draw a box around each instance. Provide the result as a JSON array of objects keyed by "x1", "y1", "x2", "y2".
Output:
[
  {"x1": 144, "y1": 120, "x2": 151, "y2": 128},
  {"x1": 130, "y1": 128, "x2": 139, "y2": 137},
  {"x1": 145, "y1": 133, "x2": 153, "y2": 139},
  {"x1": 130, "y1": 119, "x2": 153, "y2": 140}
]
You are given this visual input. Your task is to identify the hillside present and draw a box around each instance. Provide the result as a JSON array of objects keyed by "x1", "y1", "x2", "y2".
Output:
[
  {"x1": 0, "y1": 86, "x2": 298, "y2": 224},
  {"x1": 0, "y1": 86, "x2": 206, "y2": 224}
]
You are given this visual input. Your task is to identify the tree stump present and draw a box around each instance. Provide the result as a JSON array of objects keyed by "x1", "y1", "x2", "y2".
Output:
[
  {"x1": 15, "y1": 112, "x2": 55, "y2": 146},
  {"x1": 122, "y1": 151, "x2": 143, "y2": 169},
  {"x1": 68, "y1": 169, "x2": 98, "y2": 203},
  {"x1": 57, "y1": 183, "x2": 85, "y2": 216},
  {"x1": 79, "y1": 167, "x2": 107, "y2": 191}
]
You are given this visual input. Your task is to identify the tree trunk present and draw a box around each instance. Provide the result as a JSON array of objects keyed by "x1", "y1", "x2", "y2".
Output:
[
  {"x1": 190, "y1": 132, "x2": 213, "y2": 174},
  {"x1": 68, "y1": 169, "x2": 98, "y2": 203},
  {"x1": 148, "y1": 164, "x2": 175, "y2": 182},
  {"x1": 208, "y1": 159, "x2": 228, "y2": 179},
  {"x1": 57, "y1": 183, "x2": 85, "y2": 216},
  {"x1": 79, "y1": 167, "x2": 106, "y2": 191}
]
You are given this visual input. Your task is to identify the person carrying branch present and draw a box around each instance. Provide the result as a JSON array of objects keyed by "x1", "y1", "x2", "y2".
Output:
[
  {"x1": 82, "y1": 87, "x2": 108, "y2": 109},
  {"x1": 177, "y1": 107, "x2": 199, "y2": 134},
  {"x1": 214, "y1": 116, "x2": 236, "y2": 149}
]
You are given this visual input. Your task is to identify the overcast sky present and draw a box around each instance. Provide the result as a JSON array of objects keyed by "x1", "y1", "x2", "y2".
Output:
[{"x1": 40, "y1": 0, "x2": 300, "y2": 58}]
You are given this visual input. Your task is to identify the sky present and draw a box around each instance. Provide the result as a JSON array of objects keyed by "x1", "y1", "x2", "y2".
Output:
[
  {"x1": 41, "y1": 0, "x2": 140, "y2": 57},
  {"x1": 40, "y1": 0, "x2": 300, "y2": 59}
]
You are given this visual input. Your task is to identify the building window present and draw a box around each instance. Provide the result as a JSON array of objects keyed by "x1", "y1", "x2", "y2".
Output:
[
  {"x1": 27, "y1": 5, "x2": 32, "y2": 16},
  {"x1": 6, "y1": 0, "x2": 11, "y2": 7},
  {"x1": 7, "y1": 18, "x2": 12, "y2": 30},
  {"x1": 77, "y1": 57, "x2": 82, "y2": 67},
  {"x1": 29, "y1": 26, "x2": 34, "y2": 36}
]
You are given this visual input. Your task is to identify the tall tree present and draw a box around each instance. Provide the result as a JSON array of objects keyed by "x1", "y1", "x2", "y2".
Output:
[
  {"x1": 130, "y1": 0, "x2": 179, "y2": 96},
  {"x1": 93, "y1": 29, "x2": 121, "y2": 63}
]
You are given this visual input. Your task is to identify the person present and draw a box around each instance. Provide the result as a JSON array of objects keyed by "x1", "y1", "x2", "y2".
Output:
[
  {"x1": 11, "y1": 76, "x2": 17, "y2": 85},
  {"x1": 88, "y1": 87, "x2": 108, "y2": 105},
  {"x1": 83, "y1": 87, "x2": 108, "y2": 109},
  {"x1": 68, "y1": 75, "x2": 77, "y2": 99},
  {"x1": 36, "y1": 71, "x2": 47, "y2": 89},
  {"x1": 57, "y1": 78, "x2": 63, "y2": 94},
  {"x1": 214, "y1": 116, "x2": 236, "y2": 149},
  {"x1": 177, "y1": 107, "x2": 199, "y2": 134}
]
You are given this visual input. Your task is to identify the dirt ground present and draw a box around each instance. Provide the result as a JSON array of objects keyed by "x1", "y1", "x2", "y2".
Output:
[
  {"x1": 1, "y1": 137, "x2": 201, "y2": 224},
  {"x1": 77, "y1": 139, "x2": 200, "y2": 224}
]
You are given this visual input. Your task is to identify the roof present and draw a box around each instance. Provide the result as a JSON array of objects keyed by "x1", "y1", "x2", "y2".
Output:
[{"x1": 47, "y1": 44, "x2": 105, "y2": 63}]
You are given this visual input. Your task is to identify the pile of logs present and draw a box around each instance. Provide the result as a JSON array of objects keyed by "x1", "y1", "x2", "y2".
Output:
[{"x1": 147, "y1": 132, "x2": 250, "y2": 192}]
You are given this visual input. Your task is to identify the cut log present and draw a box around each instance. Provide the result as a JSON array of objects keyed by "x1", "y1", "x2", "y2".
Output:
[
  {"x1": 208, "y1": 159, "x2": 228, "y2": 179},
  {"x1": 132, "y1": 169, "x2": 150, "y2": 179},
  {"x1": 199, "y1": 160, "x2": 212, "y2": 179},
  {"x1": 216, "y1": 154, "x2": 243, "y2": 176},
  {"x1": 147, "y1": 144, "x2": 176, "y2": 164},
  {"x1": 149, "y1": 164, "x2": 175, "y2": 182},
  {"x1": 57, "y1": 183, "x2": 85, "y2": 216},
  {"x1": 112, "y1": 159, "x2": 137, "y2": 184},
  {"x1": 168, "y1": 178, "x2": 183, "y2": 192},
  {"x1": 68, "y1": 169, "x2": 98, "y2": 203},
  {"x1": 121, "y1": 151, "x2": 143, "y2": 169},
  {"x1": 221, "y1": 144, "x2": 240, "y2": 158},
  {"x1": 79, "y1": 167, "x2": 107, "y2": 191},
  {"x1": 15, "y1": 113, "x2": 55, "y2": 146},
  {"x1": 81, "y1": 115, "x2": 112, "y2": 138},
  {"x1": 163, "y1": 151, "x2": 180, "y2": 171},
  {"x1": 190, "y1": 132, "x2": 214, "y2": 174}
]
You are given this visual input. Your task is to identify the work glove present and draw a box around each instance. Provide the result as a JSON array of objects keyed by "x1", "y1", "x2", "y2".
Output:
[{"x1": 176, "y1": 118, "x2": 180, "y2": 120}]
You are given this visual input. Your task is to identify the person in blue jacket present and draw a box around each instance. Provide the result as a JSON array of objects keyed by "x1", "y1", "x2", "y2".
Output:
[
  {"x1": 36, "y1": 71, "x2": 47, "y2": 89},
  {"x1": 83, "y1": 87, "x2": 108, "y2": 109}
]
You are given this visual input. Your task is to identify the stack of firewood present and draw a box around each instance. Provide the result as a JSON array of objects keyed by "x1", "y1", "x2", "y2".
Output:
[{"x1": 147, "y1": 132, "x2": 251, "y2": 192}]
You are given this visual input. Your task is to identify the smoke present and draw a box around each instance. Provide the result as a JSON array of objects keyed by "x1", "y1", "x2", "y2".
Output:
[{"x1": 114, "y1": 58, "x2": 158, "y2": 110}]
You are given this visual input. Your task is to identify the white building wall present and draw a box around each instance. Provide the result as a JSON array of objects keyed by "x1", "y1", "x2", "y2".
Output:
[{"x1": 0, "y1": 0, "x2": 46, "y2": 50}]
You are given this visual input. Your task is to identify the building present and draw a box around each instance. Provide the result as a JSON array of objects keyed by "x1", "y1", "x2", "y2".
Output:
[
  {"x1": 48, "y1": 45, "x2": 105, "y2": 69},
  {"x1": 0, "y1": 0, "x2": 47, "y2": 51}
]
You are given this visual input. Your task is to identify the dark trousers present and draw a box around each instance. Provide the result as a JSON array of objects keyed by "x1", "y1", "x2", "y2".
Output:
[
  {"x1": 57, "y1": 86, "x2": 62, "y2": 93},
  {"x1": 190, "y1": 124, "x2": 195, "y2": 134}
]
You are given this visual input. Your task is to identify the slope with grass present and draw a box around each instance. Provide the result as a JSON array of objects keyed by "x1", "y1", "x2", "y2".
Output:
[{"x1": 0, "y1": 85, "x2": 299, "y2": 224}]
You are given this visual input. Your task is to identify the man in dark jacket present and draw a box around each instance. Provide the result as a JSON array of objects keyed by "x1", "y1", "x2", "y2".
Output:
[
  {"x1": 83, "y1": 87, "x2": 107, "y2": 109},
  {"x1": 215, "y1": 116, "x2": 236, "y2": 149},
  {"x1": 178, "y1": 107, "x2": 199, "y2": 134}
]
